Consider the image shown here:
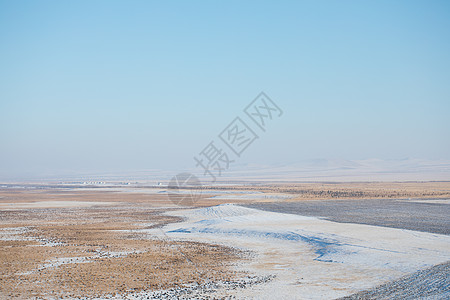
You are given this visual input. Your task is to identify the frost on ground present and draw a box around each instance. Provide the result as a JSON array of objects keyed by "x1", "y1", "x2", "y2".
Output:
[
  {"x1": 1, "y1": 186, "x2": 450, "y2": 299},
  {"x1": 340, "y1": 261, "x2": 450, "y2": 300},
  {"x1": 0, "y1": 204, "x2": 252, "y2": 299},
  {"x1": 158, "y1": 204, "x2": 450, "y2": 299},
  {"x1": 77, "y1": 275, "x2": 275, "y2": 300}
]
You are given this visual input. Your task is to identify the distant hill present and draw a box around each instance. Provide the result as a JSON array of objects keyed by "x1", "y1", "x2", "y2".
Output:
[{"x1": 219, "y1": 158, "x2": 450, "y2": 182}]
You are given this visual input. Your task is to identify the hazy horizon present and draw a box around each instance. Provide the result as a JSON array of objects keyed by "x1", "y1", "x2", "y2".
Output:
[{"x1": 1, "y1": 1, "x2": 449, "y2": 181}]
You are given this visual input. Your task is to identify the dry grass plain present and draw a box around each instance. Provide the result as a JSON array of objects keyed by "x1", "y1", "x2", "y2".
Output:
[
  {"x1": 0, "y1": 189, "x2": 248, "y2": 299},
  {"x1": 1, "y1": 181, "x2": 449, "y2": 299},
  {"x1": 204, "y1": 181, "x2": 450, "y2": 200}
]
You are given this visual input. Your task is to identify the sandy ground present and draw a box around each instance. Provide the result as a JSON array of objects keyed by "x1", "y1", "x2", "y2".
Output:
[
  {"x1": 0, "y1": 183, "x2": 449, "y2": 299},
  {"x1": 0, "y1": 200, "x2": 117, "y2": 209}
]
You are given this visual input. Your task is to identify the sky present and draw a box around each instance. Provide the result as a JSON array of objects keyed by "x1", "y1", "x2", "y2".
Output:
[{"x1": 0, "y1": 0, "x2": 449, "y2": 180}]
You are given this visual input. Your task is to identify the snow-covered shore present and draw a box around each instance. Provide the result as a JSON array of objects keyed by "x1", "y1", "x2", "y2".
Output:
[{"x1": 148, "y1": 204, "x2": 450, "y2": 299}]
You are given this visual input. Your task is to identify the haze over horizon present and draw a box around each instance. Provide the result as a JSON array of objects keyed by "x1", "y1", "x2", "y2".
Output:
[{"x1": 1, "y1": 1, "x2": 449, "y2": 181}]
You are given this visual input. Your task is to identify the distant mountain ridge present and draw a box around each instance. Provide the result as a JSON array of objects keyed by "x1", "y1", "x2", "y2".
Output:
[
  {"x1": 2, "y1": 158, "x2": 449, "y2": 183},
  {"x1": 220, "y1": 158, "x2": 450, "y2": 182}
]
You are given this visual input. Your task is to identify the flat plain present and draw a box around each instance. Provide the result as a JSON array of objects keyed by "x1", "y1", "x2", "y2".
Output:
[{"x1": 0, "y1": 181, "x2": 449, "y2": 299}]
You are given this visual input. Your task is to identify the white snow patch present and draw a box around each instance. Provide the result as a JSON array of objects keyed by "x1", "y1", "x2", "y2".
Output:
[{"x1": 152, "y1": 204, "x2": 450, "y2": 299}]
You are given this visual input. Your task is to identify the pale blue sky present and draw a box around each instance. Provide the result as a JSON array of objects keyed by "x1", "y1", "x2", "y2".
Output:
[{"x1": 1, "y1": 0, "x2": 449, "y2": 180}]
